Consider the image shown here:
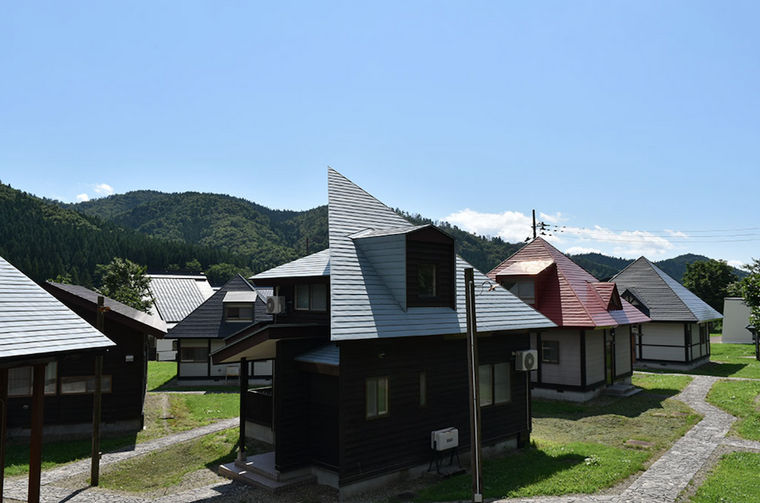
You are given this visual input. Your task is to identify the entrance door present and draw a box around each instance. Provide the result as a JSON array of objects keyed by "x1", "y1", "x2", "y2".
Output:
[{"x1": 605, "y1": 329, "x2": 616, "y2": 385}]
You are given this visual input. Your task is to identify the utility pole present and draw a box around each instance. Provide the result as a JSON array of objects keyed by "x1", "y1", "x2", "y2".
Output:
[
  {"x1": 91, "y1": 296, "x2": 107, "y2": 486},
  {"x1": 532, "y1": 209, "x2": 536, "y2": 239},
  {"x1": 464, "y1": 268, "x2": 483, "y2": 503}
]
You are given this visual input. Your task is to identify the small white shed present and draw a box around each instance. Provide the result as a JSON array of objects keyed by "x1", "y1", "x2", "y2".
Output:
[{"x1": 723, "y1": 297, "x2": 753, "y2": 344}]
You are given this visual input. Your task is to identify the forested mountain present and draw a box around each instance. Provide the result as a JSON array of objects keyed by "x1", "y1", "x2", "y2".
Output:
[
  {"x1": 0, "y1": 183, "x2": 249, "y2": 286},
  {"x1": 1, "y1": 182, "x2": 741, "y2": 288}
]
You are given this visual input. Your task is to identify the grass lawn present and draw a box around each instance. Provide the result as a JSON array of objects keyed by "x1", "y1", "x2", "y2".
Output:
[
  {"x1": 147, "y1": 361, "x2": 176, "y2": 390},
  {"x1": 705, "y1": 379, "x2": 760, "y2": 441},
  {"x1": 5, "y1": 390, "x2": 240, "y2": 477},
  {"x1": 414, "y1": 440, "x2": 648, "y2": 502},
  {"x1": 415, "y1": 384, "x2": 700, "y2": 502},
  {"x1": 99, "y1": 428, "x2": 240, "y2": 493},
  {"x1": 691, "y1": 451, "x2": 760, "y2": 503},
  {"x1": 670, "y1": 343, "x2": 760, "y2": 379},
  {"x1": 632, "y1": 373, "x2": 693, "y2": 394}
]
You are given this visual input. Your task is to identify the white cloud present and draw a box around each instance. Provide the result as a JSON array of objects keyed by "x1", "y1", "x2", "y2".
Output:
[
  {"x1": 76, "y1": 193, "x2": 90, "y2": 202},
  {"x1": 94, "y1": 183, "x2": 114, "y2": 196},
  {"x1": 727, "y1": 259, "x2": 747, "y2": 269},
  {"x1": 442, "y1": 209, "x2": 678, "y2": 258}
]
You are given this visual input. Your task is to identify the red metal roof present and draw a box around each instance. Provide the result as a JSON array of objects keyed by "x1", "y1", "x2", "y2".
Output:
[{"x1": 488, "y1": 238, "x2": 650, "y2": 328}]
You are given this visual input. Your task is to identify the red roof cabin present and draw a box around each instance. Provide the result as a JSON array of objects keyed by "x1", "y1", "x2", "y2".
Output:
[{"x1": 488, "y1": 237, "x2": 650, "y2": 401}]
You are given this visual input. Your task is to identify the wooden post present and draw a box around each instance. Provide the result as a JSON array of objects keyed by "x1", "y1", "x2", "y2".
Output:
[
  {"x1": 464, "y1": 268, "x2": 483, "y2": 503},
  {"x1": 91, "y1": 295, "x2": 105, "y2": 486},
  {"x1": 28, "y1": 364, "x2": 45, "y2": 503},
  {"x1": 237, "y1": 357, "x2": 248, "y2": 463},
  {"x1": 0, "y1": 368, "x2": 8, "y2": 503}
]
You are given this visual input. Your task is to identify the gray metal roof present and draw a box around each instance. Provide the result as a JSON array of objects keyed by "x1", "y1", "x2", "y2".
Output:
[
  {"x1": 612, "y1": 257, "x2": 722, "y2": 323},
  {"x1": 251, "y1": 249, "x2": 330, "y2": 280},
  {"x1": 0, "y1": 256, "x2": 115, "y2": 361},
  {"x1": 46, "y1": 282, "x2": 167, "y2": 337},
  {"x1": 327, "y1": 168, "x2": 555, "y2": 341},
  {"x1": 223, "y1": 291, "x2": 258, "y2": 303},
  {"x1": 168, "y1": 275, "x2": 272, "y2": 339},
  {"x1": 147, "y1": 274, "x2": 214, "y2": 323},
  {"x1": 294, "y1": 343, "x2": 339, "y2": 366}
]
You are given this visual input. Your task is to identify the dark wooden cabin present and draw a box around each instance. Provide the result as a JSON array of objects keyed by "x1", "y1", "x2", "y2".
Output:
[
  {"x1": 7, "y1": 282, "x2": 168, "y2": 433},
  {"x1": 0, "y1": 257, "x2": 116, "y2": 503},
  {"x1": 212, "y1": 169, "x2": 555, "y2": 497}
]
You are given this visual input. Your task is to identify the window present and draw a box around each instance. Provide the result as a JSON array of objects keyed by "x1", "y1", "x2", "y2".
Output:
[
  {"x1": 504, "y1": 279, "x2": 535, "y2": 304},
  {"x1": 419, "y1": 372, "x2": 427, "y2": 407},
  {"x1": 8, "y1": 367, "x2": 32, "y2": 397},
  {"x1": 225, "y1": 304, "x2": 253, "y2": 321},
  {"x1": 541, "y1": 340, "x2": 560, "y2": 364},
  {"x1": 417, "y1": 264, "x2": 437, "y2": 298},
  {"x1": 180, "y1": 346, "x2": 209, "y2": 363},
  {"x1": 60, "y1": 375, "x2": 112, "y2": 394},
  {"x1": 294, "y1": 283, "x2": 328, "y2": 311},
  {"x1": 365, "y1": 376, "x2": 389, "y2": 419},
  {"x1": 45, "y1": 361, "x2": 57, "y2": 394},
  {"x1": 479, "y1": 362, "x2": 511, "y2": 407}
]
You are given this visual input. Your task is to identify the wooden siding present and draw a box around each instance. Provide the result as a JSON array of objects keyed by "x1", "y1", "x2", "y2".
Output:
[
  {"x1": 274, "y1": 338, "x2": 334, "y2": 471},
  {"x1": 614, "y1": 326, "x2": 632, "y2": 376},
  {"x1": 534, "y1": 329, "x2": 581, "y2": 386},
  {"x1": 406, "y1": 238, "x2": 455, "y2": 309},
  {"x1": 8, "y1": 312, "x2": 147, "y2": 429},
  {"x1": 585, "y1": 331, "x2": 605, "y2": 385},
  {"x1": 337, "y1": 333, "x2": 530, "y2": 484}
]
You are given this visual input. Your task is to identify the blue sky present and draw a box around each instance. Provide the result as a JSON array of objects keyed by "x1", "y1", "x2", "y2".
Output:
[{"x1": 1, "y1": 2, "x2": 758, "y2": 266}]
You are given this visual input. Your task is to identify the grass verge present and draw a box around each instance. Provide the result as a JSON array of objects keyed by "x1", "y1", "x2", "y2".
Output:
[
  {"x1": 414, "y1": 440, "x2": 648, "y2": 502},
  {"x1": 5, "y1": 391, "x2": 239, "y2": 476},
  {"x1": 99, "y1": 428, "x2": 239, "y2": 493},
  {"x1": 147, "y1": 361, "x2": 176, "y2": 391},
  {"x1": 632, "y1": 373, "x2": 693, "y2": 394},
  {"x1": 705, "y1": 379, "x2": 760, "y2": 441},
  {"x1": 654, "y1": 343, "x2": 760, "y2": 379},
  {"x1": 691, "y1": 451, "x2": 760, "y2": 503}
]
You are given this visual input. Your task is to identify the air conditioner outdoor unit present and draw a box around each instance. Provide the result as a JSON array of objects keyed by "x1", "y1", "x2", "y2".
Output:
[
  {"x1": 431, "y1": 427, "x2": 459, "y2": 451},
  {"x1": 515, "y1": 349, "x2": 538, "y2": 372},
  {"x1": 266, "y1": 296, "x2": 286, "y2": 314}
]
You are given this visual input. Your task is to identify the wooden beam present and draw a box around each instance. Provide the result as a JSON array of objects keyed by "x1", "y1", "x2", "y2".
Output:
[
  {"x1": 91, "y1": 295, "x2": 105, "y2": 486},
  {"x1": 238, "y1": 357, "x2": 248, "y2": 463},
  {"x1": 464, "y1": 267, "x2": 483, "y2": 503},
  {"x1": 28, "y1": 363, "x2": 45, "y2": 503},
  {"x1": 0, "y1": 368, "x2": 7, "y2": 503}
]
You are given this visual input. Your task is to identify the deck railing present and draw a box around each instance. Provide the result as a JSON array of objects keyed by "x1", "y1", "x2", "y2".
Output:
[{"x1": 245, "y1": 386, "x2": 273, "y2": 427}]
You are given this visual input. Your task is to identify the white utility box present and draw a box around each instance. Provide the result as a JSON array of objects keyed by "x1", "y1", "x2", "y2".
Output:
[{"x1": 431, "y1": 427, "x2": 459, "y2": 451}]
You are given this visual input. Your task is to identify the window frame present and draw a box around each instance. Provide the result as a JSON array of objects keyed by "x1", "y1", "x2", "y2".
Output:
[
  {"x1": 541, "y1": 340, "x2": 560, "y2": 364},
  {"x1": 478, "y1": 362, "x2": 512, "y2": 407},
  {"x1": 365, "y1": 376, "x2": 389, "y2": 419},
  {"x1": 224, "y1": 303, "x2": 254, "y2": 322},
  {"x1": 179, "y1": 346, "x2": 209, "y2": 363},
  {"x1": 417, "y1": 263, "x2": 437, "y2": 298},
  {"x1": 60, "y1": 375, "x2": 113, "y2": 395},
  {"x1": 294, "y1": 283, "x2": 328, "y2": 312}
]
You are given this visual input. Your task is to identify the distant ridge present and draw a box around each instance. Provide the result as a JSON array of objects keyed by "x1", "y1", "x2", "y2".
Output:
[{"x1": 0, "y1": 182, "x2": 742, "y2": 286}]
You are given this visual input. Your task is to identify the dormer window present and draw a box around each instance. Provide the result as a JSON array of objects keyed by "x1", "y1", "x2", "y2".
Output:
[
  {"x1": 295, "y1": 283, "x2": 328, "y2": 312},
  {"x1": 502, "y1": 279, "x2": 535, "y2": 305},
  {"x1": 222, "y1": 291, "x2": 258, "y2": 321},
  {"x1": 417, "y1": 264, "x2": 437, "y2": 298},
  {"x1": 225, "y1": 304, "x2": 253, "y2": 321}
]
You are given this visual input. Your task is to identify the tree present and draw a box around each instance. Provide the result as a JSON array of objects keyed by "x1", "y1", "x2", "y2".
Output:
[
  {"x1": 95, "y1": 257, "x2": 153, "y2": 312},
  {"x1": 732, "y1": 259, "x2": 760, "y2": 328},
  {"x1": 205, "y1": 263, "x2": 252, "y2": 287},
  {"x1": 184, "y1": 258, "x2": 202, "y2": 273},
  {"x1": 682, "y1": 259, "x2": 738, "y2": 314}
]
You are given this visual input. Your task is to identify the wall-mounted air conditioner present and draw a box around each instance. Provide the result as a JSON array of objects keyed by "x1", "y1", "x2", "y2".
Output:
[
  {"x1": 266, "y1": 296, "x2": 286, "y2": 314},
  {"x1": 431, "y1": 427, "x2": 459, "y2": 451},
  {"x1": 515, "y1": 349, "x2": 538, "y2": 371}
]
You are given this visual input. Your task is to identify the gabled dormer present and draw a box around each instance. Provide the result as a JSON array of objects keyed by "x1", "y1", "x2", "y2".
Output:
[
  {"x1": 589, "y1": 282, "x2": 624, "y2": 311},
  {"x1": 222, "y1": 291, "x2": 257, "y2": 322},
  {"x1": 352, "y1": 224, "x2": 455, "y2": 310},
  {"x1": 492, "y1": 259, "x2": 554, "y2": 306}
]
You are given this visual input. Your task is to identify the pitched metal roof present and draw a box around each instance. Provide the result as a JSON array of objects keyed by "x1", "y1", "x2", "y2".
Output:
[
  {"x1": 488, "y1": 238, "x2": 650, "y2": 328},
  {"x1": 251, "y1": 249, "x2": 330, "y2": 280},
  {"x1": 327, "y1": 168, "x2": 555, "y2": 340},
  {"x1": 223, "y1": 291, "x2": 259, "y2": 303},
  {"x1": 0, "y1": 256, "x2": 115, "y2": 362},
  {"x1": 294, "y1": 343, "x2": 340, "y2": 366},
  {"x1": 147, "y1": 274, "x2": 214, "y2": 324},
  {"x1": 168, "y1": 275, "x2": 272, "y2": 339},
  {"x1": 496, "y1": 260, "x2": 554, "y2": 276},
  {"x1": 612, "y1": 257, "x2": 722, "y2": 323},
  {"x1": 45, "y1": 282, "x2": 167, "y2": 337}
]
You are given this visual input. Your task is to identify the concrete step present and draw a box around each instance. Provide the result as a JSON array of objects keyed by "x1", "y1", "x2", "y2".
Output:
[
  {"x1": 219, "y1": 461, "x2": 316, "y2": 493},
  {"x1": 603, "y1": 383, "x2": 642, "y2": 397}
]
